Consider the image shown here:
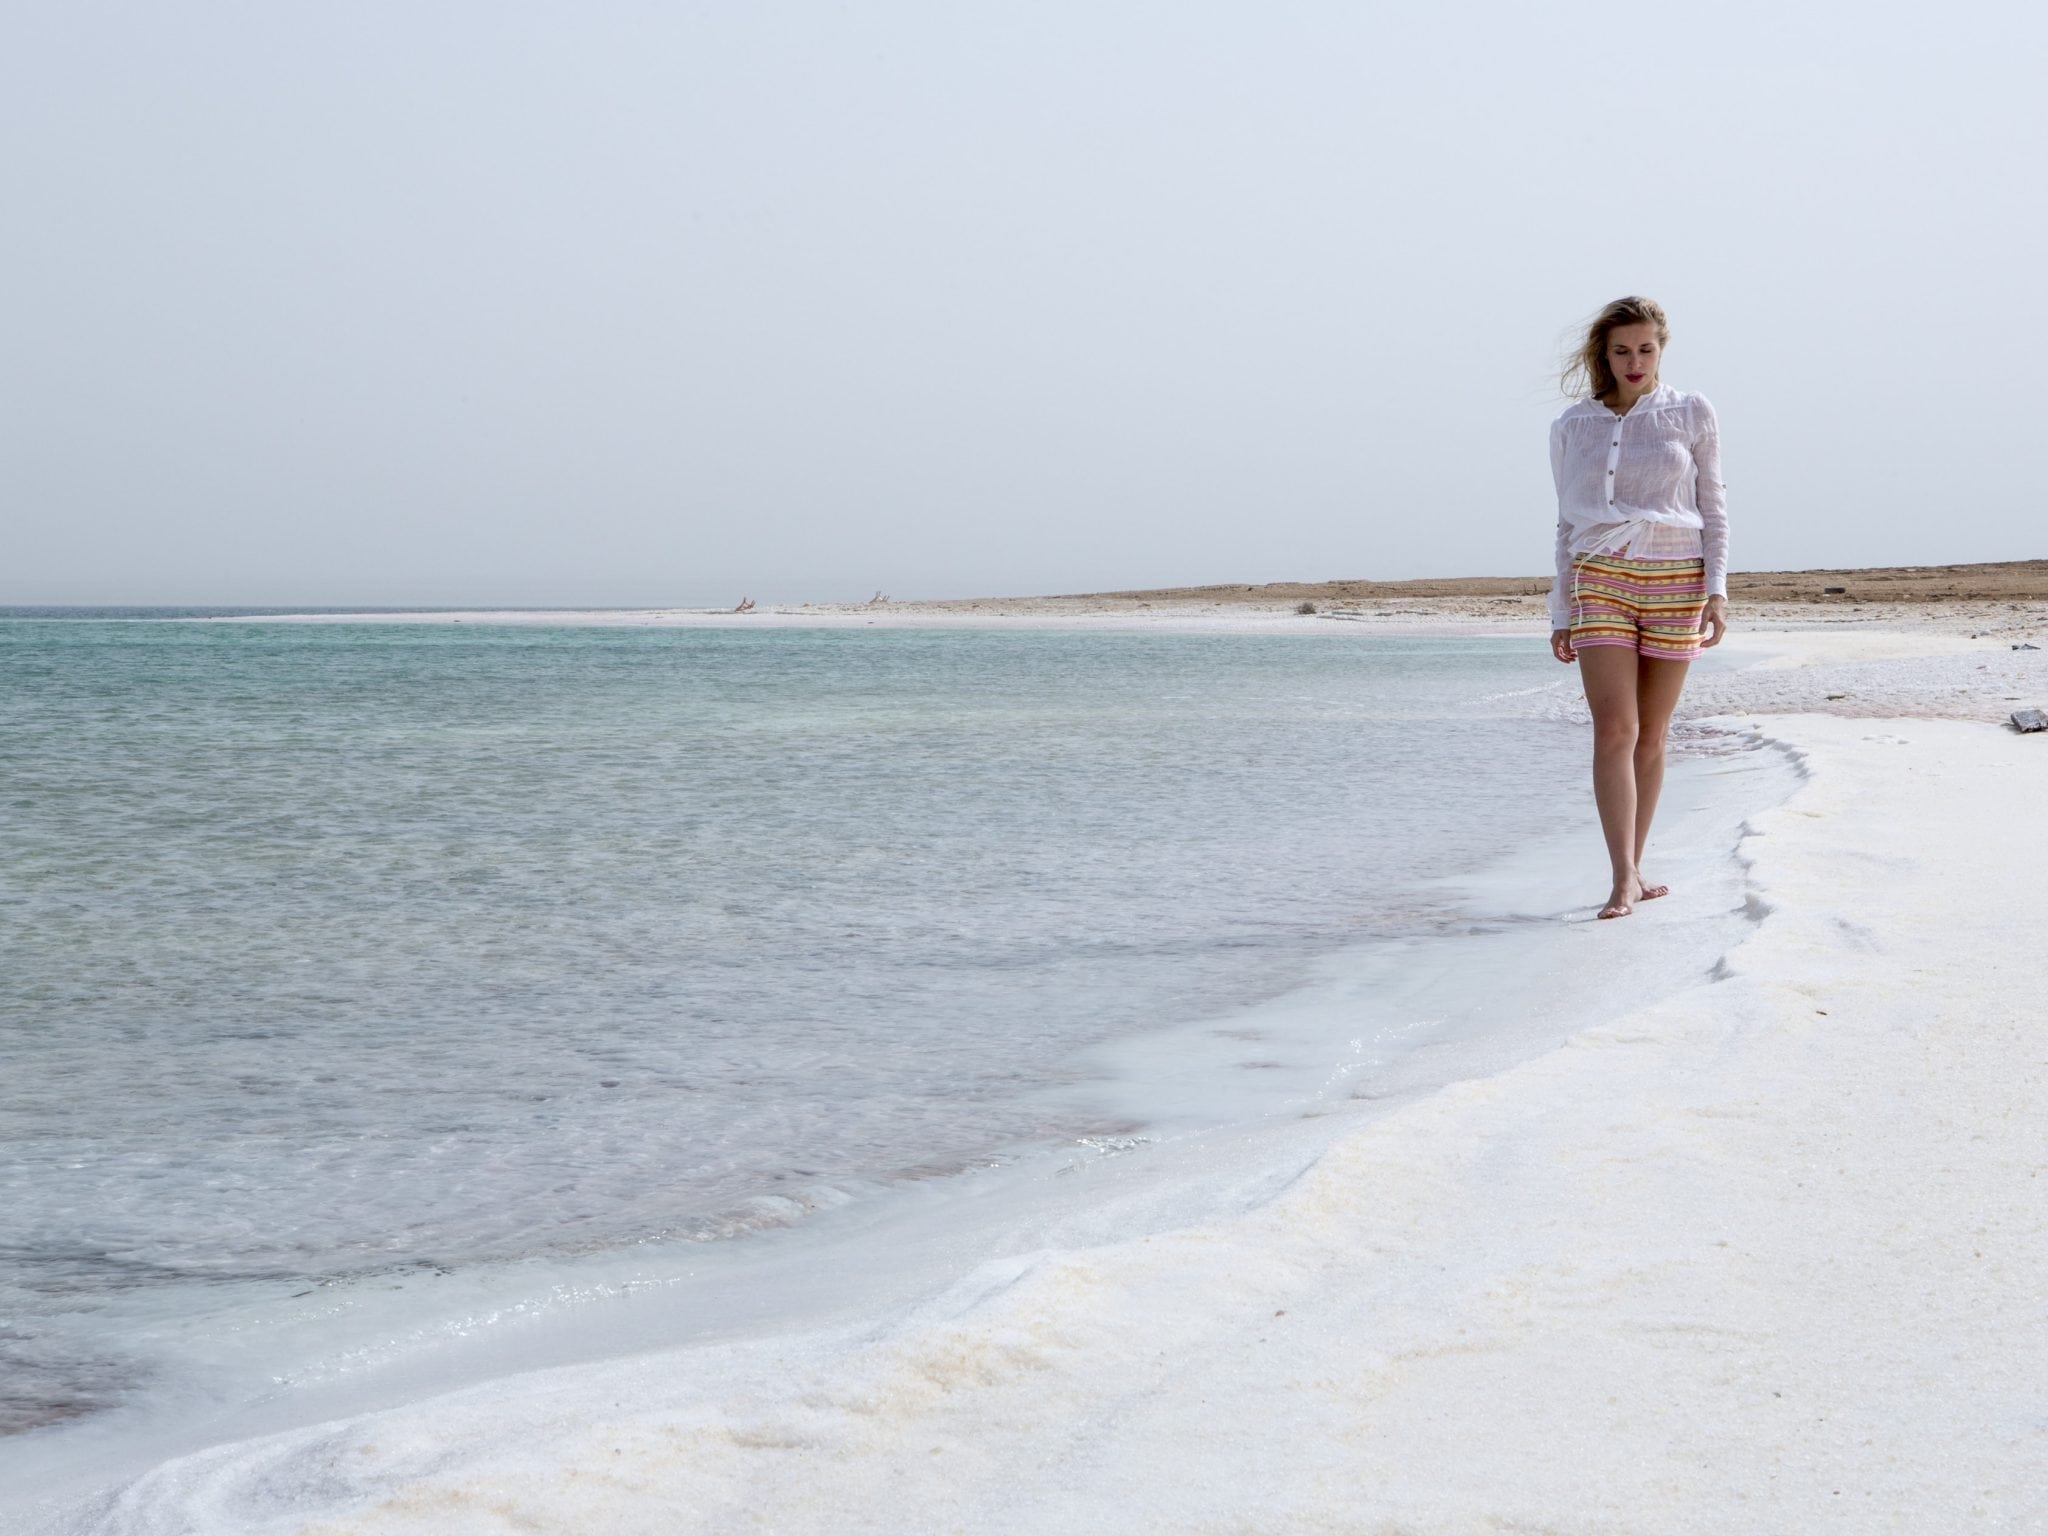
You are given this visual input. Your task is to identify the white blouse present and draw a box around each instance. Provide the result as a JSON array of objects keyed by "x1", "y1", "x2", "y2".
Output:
[{"x1": 1546, "y1": 383, "x2": 1729, "y2": 628}]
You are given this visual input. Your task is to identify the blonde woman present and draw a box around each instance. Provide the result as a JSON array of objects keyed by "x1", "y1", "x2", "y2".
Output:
[{"x1": 1548, "y1": 296, "x2": 1729, "y2": 919}]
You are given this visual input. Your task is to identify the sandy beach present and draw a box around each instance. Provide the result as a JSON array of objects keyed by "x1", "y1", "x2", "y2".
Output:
[{"x1": 29, "y1": 584, "x2": 2048, "y2": 1534}]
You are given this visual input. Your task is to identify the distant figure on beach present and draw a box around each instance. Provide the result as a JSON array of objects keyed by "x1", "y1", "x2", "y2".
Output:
[
  {"x1": 733, "y1": 596, "x2": 755, "y2": 612},
  {"x1": 1547, "y1": 296, "x2": 1729, "y2": 919}
]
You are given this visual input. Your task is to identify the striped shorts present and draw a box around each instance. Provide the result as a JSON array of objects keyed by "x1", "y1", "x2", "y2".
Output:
[{"x1": 1568, "y1": 547, "x2": 1708, "y2": 662}]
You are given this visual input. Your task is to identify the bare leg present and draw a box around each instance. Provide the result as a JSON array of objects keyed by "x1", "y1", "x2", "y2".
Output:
[
  {"x1": 1577, "y1": 646, "x2": 1642, "y2": 917},
  {"x1": 1631, "y1": 656, "x2": 1692, "y2": 898}
]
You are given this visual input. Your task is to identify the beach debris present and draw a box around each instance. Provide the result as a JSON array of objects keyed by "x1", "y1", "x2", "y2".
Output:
[
  {"x1": 1823, "y1": 585, "x2": 1848, "y2": 594},
  {"x1": 732, "y1": 596, "x2": 755, "y2": 612},
  {"x1": 2014, "y1": 642, "x2": 2040, "y2": 650},
  {"x1": 1296, "y1": 601, "x2": 1317, "y2": 615},
  {"x1": 2012, "y1": 708, "x2": 2047, "y2": 733},
  {"x1": 1826, "y1": 693, "x2": 1850, "y2": 700}
]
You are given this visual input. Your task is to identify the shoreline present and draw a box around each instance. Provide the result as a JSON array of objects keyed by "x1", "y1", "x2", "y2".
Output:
[
  {"x1": 10, "y1": 723, "x2": 1803, "y2": 1531},
  {"x1": 190, "y1": 596, "x2": 2048, "y2": 638},
  {"x1": 12, "y1": 561, "x2": 2043, "y2": 676},
  {"x1": 1, "y1": 650, "x2": 1790, "y2": 1510},
  {"x1": 153, "y1": 556, "x2": 2047, "y2": 638},
  {"x1": 15, "y1": 618, "x2": 2048, "y2": 1532}
]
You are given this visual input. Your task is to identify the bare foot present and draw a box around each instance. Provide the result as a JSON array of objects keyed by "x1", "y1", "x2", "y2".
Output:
[
  {"x1": 1635, "y1": 871, "x2": 1669, "y2": 901},
  {"x1": 1599, "y1": 873, "x2": 1643, "y2": 920}
]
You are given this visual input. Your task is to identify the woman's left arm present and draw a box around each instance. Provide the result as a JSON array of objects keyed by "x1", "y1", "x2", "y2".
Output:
[{"x1": 1692, "y1": 396, "x2": 1730, "y2": 647}]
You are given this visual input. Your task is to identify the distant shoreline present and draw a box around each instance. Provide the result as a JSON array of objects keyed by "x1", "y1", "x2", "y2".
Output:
[
  {"x1": 153, "y1": 556, "x2": 2047, "y2": 639},
  {"x1": 908, "y1": 556, "x2": 2048, "y2": 608},
  {"x1": 17, "y1": 557, "x2": 2044, "y2": 624}
]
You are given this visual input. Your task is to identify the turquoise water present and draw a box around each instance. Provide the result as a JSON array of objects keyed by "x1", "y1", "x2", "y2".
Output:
[{"x1": 0, "y1": 615, "x2": 1589, "y2": 1435}]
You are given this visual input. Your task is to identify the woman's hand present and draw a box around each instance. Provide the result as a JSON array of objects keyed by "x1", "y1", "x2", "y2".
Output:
[
  {"x1": 1551, "y1": 627, "x2": 1576, "y2": 664},
  {"x1": 1700, "y1": 595, "x2": 1729, "y2": 648}
]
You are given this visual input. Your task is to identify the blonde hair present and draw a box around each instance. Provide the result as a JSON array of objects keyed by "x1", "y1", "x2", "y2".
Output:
[{"x1": 1562, "y1": 296, "x2": 1669, "y2": 401}]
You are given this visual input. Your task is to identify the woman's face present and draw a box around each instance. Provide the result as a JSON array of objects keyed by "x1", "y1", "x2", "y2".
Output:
[{"x1": 1605, "y1": 322, "x2": 1661, "y2": 396}]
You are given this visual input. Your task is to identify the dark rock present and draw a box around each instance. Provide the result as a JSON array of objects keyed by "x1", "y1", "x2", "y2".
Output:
[{"x1": 2012, "y1": 708, "x2": 2048, "y2": 733}]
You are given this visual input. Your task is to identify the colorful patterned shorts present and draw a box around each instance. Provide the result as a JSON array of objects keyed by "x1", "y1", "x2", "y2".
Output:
[{"x1": 1568, "y1": 547, "x2": 1708, "y2": 662}]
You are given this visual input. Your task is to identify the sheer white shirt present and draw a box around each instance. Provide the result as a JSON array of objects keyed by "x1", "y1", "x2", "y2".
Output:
[{"x1": 1546, "y1": 383, "x2": 1728, "y2": 629}]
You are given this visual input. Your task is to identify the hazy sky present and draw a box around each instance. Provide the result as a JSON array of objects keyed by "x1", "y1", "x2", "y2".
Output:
[{"x1": 5, "y1": 2, "x2": 2043, "y2": 606}]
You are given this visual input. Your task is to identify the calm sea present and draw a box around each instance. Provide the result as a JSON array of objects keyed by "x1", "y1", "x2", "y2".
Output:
[{"x1": 0, "y1": 612, "x2": 1592, "y2": 1437}]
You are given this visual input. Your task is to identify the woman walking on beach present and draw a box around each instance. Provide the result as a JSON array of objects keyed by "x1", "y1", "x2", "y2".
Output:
[{"x1": 1549, "y1": 296, "x2": 1729, "y2": 919}]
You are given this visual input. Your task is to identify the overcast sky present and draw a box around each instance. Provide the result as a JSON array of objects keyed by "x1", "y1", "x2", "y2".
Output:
[{"x1": 5, "y1": 2, "x2": 2042, "y2": 606}]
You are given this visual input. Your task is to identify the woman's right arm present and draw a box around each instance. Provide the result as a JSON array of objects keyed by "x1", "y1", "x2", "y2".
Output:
[{"x1": 1547, "y1": 418, "x2": 1575, "y2": 655}]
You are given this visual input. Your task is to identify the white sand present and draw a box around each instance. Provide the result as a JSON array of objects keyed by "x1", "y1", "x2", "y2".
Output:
[{"x1": 29, "y1": 624, "x2": 2048, "y2": 1534}]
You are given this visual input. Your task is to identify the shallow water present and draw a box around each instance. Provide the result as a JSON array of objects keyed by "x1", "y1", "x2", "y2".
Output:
[{"x1": 0, "y1": 616, "x2": 1623, "y2": 1443}]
